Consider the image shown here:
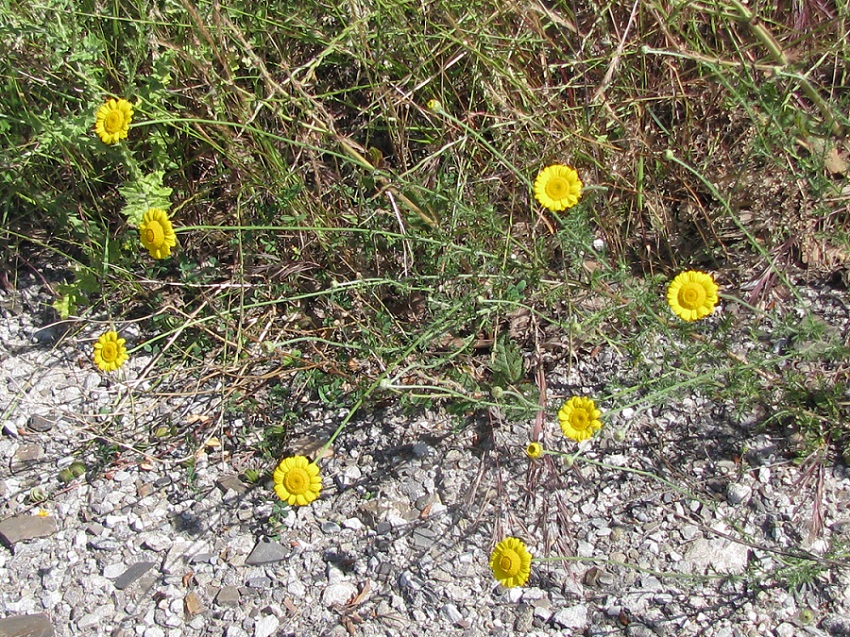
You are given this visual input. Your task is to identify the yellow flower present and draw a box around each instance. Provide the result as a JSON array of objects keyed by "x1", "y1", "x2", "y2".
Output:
[
  {"x1": 426, "y1": 98, "x2": 443, "y2": 112},
  {"x1": 667, "y1": 270, "x2": 719, "y2": 322},
  {"x1": 490, "y1": 537, "x2": 532, "y2": 588},
  {"x1": 525, "y1": 442, "x2": 542, "y2": 459},
  {"x1": 273, "y1": 456, "x2": 322, "y2": 506},
  {"x1": 139, "y1": 208, "x2": 178, "y2": 259},
  {"x1": 94, "y1": 98, "x2": 133, "y2": 144},
  {"x1": 533, "y1": 164, "x2": 583, "y2": 211},
  {"x1": 93, "y1": 331, "x2": 128, "y2": 372},
  {"x1": 558, "y1": 396, "x2": 602, "y2": 442}
]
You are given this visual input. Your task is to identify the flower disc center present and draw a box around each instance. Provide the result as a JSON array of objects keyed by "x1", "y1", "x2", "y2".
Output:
[
  {"x1": 145, "y1": 223, "x2": 164, "y2": 247},
  {"x1": 284, "y1": 467, "x2": 309, "y2": 494},
  {"x1": 545, "y1": 176, "x2": 569, "y2": 200},
  {"x1": 571, "y1": 409, "x2": 589, "y2": 430},
  {"x1": 101, "y1": 342, "x2": 117, "y2": 362},
  {"x1": 105, "y1": 110, "x2": 124, "y2": 133},
  {"x1": 678, "y1": 283, "x2": 706, "y2": 310},
  {"x1": 499, "y1": 551, "x2": 519, "y2": 575}
]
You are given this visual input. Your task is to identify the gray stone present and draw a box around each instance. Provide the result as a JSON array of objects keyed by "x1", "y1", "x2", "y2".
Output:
[
  {"x1": 254, "y1": 616, "x2": 279, "y2": 637},
  {"x1": 88, "y1": 537, "x2": 121, "y2": 550},
  {"x1": 514, "y1": 605, "x2": 534, "y2": 633},
  {"x1": 532, "y1": 599, "x2": 553, "y2": 622},
  {"x1": 214, "y1": 586, "x2": 241, "y2": 607},
  {"x1": 216, "y1": 475, "x2": 248, "y2": 495},
  {"x1": 411, "y1": 526, "x2": 437, "y2": 550},
  {"x1": 0, "y1": 613, "x2": 55, "y2": 637},
  {"x1": 342, "y1": 517, "x2": 364, "y2": 531},
  {"x1": 412, "y1": 442, "x2": 433, "y2": 458},
  {"x1": 440, "y1": 603, "x2": 463, "y2": 624},
  {"x1": 552, "y1": 605, "x2": 588, "y2": 629},
  {"x1": 680, "y1": 524, "x2": 700, "y2": 541},
  {"x1": 321, "y1": 522, "x2": 341, "y2": 534},
  {"x1": 398, "y1": 571, "x2": 424, "y2": 591},
  {"x1": 727, "y1": 483, "x2": 752, "y2": 505},
  {"x1": 683, "y1": 538, "x2": 749, "y2": 574},
  {"x1": 103, "y1": 563, "x2": 126, "y2": 579},
  {"x1": 247, "y1": 577, "x2": 272, "y2": 588},
  {"x1": 775, "y1": 623, "x2": 796, "y2": 637},
  {"x1": 141, "y1": 533, "x2": 172, "y2": 552},
  {"x1": 27, "y1": 414, "x2": 58, "y2": 433},
  {"x1": 626, "y1": 623, "x2": 656, "y2": 637},
  {"x1": 0, "y1": 515, "x2": 58, "y2": 551},
  {"x1": 82, "y1": 372, "x2": 101, "y2": 391},
  {"x1": 114, "y1": 561, "x2": 157, "y2": 590},
  {"x1": 245, "y1": 539, "x2": 289, "y2": 565},
  {"x1": 322, "y1": 582, "x2": 357, "y2": 607},
  {"x1": 823, "y1": 615, "x2": 850, "y2": 637},
  {"x1": 75, "y1": 613, "x2": 101, "y2": 630},
  {"x1": 11, "y1": 444, "x2": 42, "y2": 472}
]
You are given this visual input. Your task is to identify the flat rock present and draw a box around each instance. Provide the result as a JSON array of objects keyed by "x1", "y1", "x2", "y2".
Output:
[
  {"x1": 683, "y1": 537, "x2": 749, "y2": 574},
  {"x1": 0, "y1": 515, "x2": 57, "y2": 551},
  {"x1": 245, "y1": 539, "x2": 289, "y2": 565},
  {"x1": 823, "y1": 615, "x2": 850, "y2": 637},
  {"x1": 0, "y1": 613, "x2": 55, "y2": 637},
  {"x1": 411, "y1": 526, "x2": 438, "y2": 550},
  {"x1": 184, "y1": 591, "x2": 204, "y2": 616},
  {"x1": 11, "y1": 444, "x2": 42, "y2": 472},
  {"x1": 27, "y1": 414, "x2": 59, "y2": 433},
  {"x1": 254, "y1": 615, "x2": 279, "y2": 637},
  {"x1": 114, "y1": 561, "x2": 157, "y2": 590},
  {"x1": 214, "y1": 586, "x2": 240, "y2": 607},
  {"x1": 215, "y1": 474, "x2": 248, "y2": 495},
  {"x1": 322, "y1": 582, "x2": 357, "y2": 607},
  {"x1": 726, "y1": 483, "x2": 752, "y2": 505},
  {"x1": 552, "y1": 605, "x2": 588, "y2": 629}
]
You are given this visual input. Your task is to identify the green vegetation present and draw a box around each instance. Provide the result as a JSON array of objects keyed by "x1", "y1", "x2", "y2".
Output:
[{"x1": 2, "y1": 0, "x2": 849, "y2": 592}]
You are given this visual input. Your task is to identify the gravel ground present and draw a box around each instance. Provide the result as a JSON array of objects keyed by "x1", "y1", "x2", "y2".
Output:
[{"x1": 2, "y1": 272, "x2": 850, "y2": 637}]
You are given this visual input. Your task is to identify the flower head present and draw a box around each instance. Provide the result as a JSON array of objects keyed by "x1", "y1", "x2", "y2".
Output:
[
  {"x1": 95, "y1": 98, "x2": 133, "y2": 145},
  {"x1": 93, "y1": 331, "x2": 128, "y2": 372},
  {"x1": 558, "y1": 396, "x2": 602, "y2": 442},
  {"x1": 426, "y1": 98, "x2": 443, "y2": 113},
  {"x1": 667, "y1": 270, "x2": 719, "y2": 322},
  {"x1": 139, "y1": 208, "x2": 177, "y2": 259},
  {"x1": 525, "y1": 442, "x2": 542, "y2": 459},
  {"x1": 533, "y1": 164, "x2": 583, "y2": 211},
  {"x1": 490, "y1": 537, "x2": 532, "y2": 588},
  {"x1": 273, "y1": 455, "x2": 322, "y2": 506}
]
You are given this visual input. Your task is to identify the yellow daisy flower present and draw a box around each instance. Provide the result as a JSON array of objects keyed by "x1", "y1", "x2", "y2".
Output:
[
  {"x1": 533, "y1": 164, "x2": 583, "y2": 211},
  {"x1": 558, "y1": 396, "x2": 602, "y2": 442},
  {"x1": 490, "y1": 537, "x2": 532, "y2": 588},
  {"x1": 93, "y1": 331, "x2": 128, "y2": 372},
  {"x1": 94, "y1": 98, "x2": 133, "y2": 145},
  {"x1": 273, "y1": 455, "x2": 322, "y2": 506},
  {"x1": 525, "y1": 442, "x2": 543, "y2": 459},
  {"x1": 139, "y1": 208, "x2": 178, "y2": 259},
  {"x1": 667, "y1": 270, "x2": 720, "y2": 322}
]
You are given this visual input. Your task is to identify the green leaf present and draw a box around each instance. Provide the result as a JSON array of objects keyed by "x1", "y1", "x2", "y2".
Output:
[
  {"x1": 119, "y1": 171, "x2": 172, "y2": 226},
  {"x1": 491, "y1": 334, "x2": 524, "y2": 385}
]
